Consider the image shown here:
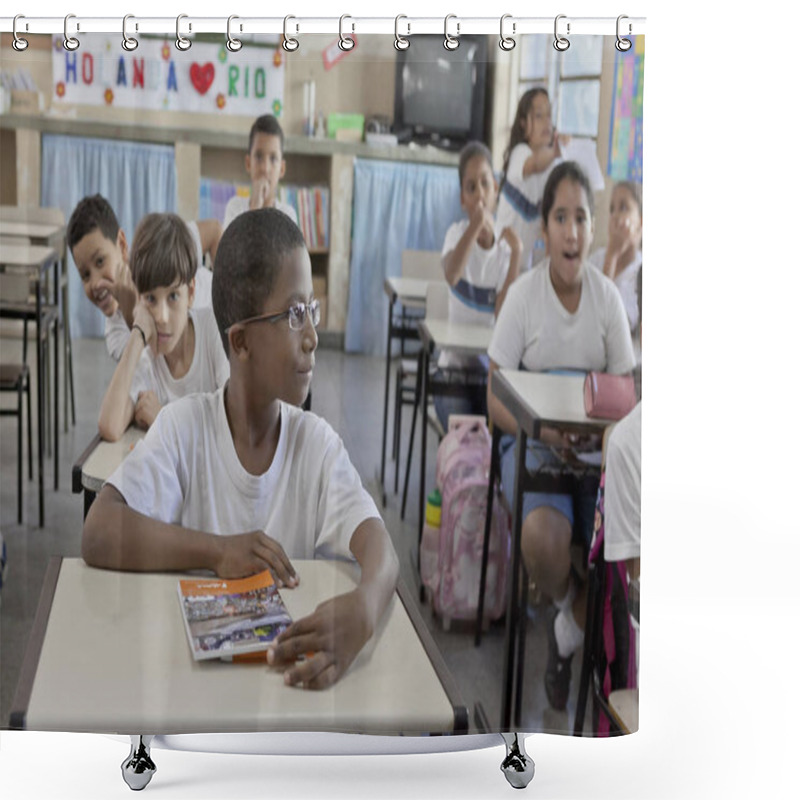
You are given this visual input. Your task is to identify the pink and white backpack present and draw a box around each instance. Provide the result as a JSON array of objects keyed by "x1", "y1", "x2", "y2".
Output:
[{"x1": 422, "y1": 418, "x2": 511, "y2": 625}]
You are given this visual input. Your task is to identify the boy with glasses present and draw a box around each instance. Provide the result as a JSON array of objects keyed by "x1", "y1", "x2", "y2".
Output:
[{"x1": 83, "y1": 208, "x2": 399, "y2": 689}]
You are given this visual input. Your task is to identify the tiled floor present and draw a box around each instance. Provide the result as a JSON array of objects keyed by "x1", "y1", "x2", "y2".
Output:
[{"x1": 0, "y1": 336, "x2": 587, "y2": 736}]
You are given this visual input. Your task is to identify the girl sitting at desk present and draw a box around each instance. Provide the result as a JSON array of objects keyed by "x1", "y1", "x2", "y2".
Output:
[{"x1": 486, "y1": 161, "x2": 635, "y2": 712}]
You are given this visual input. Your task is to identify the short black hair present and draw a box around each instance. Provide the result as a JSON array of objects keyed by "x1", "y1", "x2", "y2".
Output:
[
  {"x1": 129, "y1": 213, "x2": 197, "y2": 294},
  {"x1": 66, "y1": 194, "x2": 120, "y2": 251},
  {"x1": 458, "y1": 141, "x2": 493, "y2": 187},
  {"x1": 248, "y1": 114, "x2": 285, "y2": 154},
  {"x1": 212, "y1": 208, "x2": 306, "y2": 357},
  {"x1": 541, "y1": 161, "x2": 595, "y2": 229}
]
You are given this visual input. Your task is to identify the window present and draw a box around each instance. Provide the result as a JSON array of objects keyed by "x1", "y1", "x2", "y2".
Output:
[{"x1": 516, "y1": 35, "x2": 604, "y2": 142}]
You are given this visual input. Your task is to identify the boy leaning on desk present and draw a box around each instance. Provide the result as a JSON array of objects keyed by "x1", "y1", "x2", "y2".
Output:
[{"x1": 82, "y1": 208, "x2": 399, "y2": 690}]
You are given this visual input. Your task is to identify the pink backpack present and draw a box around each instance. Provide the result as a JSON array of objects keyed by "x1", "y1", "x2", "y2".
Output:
[{"x1": 422, "y1": 418, "x2": 511, "y2": 626}]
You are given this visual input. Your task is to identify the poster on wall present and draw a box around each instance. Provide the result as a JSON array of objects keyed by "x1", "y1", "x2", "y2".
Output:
[
  {"x1": 607, "y1": 36, "x2": 644, "y2": 182},
  {"x1": 50, "y1": 35, "x2": 285, "y2": 117}
]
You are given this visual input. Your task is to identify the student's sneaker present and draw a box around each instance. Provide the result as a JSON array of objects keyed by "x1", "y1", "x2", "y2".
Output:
[{"x1": 545, "y1": 606, "x2": 572, "y2": 711}]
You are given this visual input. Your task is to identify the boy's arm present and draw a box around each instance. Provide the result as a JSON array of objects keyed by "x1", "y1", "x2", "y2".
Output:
[
  {"x1": 97, "y1": 321, "x2": 145, "y2": 441},
  {"x1": 195, "y1": 219, "x2": 223, "y2": 266},
  {"x1": 83, "y1": 484, "x2": 298, "y2": 583},
  {"x1": 267, "y1": 517, "x2": 399, "y2": 690}
]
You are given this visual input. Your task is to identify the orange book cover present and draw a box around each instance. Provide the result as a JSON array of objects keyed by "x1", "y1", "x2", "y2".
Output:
[{"x1": 177, "y1": 570, "x2": 292, "y2": 661}]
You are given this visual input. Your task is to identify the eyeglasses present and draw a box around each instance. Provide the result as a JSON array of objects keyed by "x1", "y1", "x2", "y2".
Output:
[{"x1": 226, "y1": 298, "x2": 321, "y2": 334}]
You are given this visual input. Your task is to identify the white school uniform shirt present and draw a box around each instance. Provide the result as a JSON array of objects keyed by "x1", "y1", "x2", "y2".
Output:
[
  {"x1": 495, "y1": 143, "x2": 562, "y2": 272},
  {"x1": 603, "y1": 402, "x2": 642, "y2": 563},
  {"x1": 488, "y1": 260, "x2": 635, "y2": 376},
  {"x1": 107, "y1": 390, "x2": 381, "y2": 561},
  {"x1": 438, "y1": 219, "x2": 512, "y2": 370},
  {"x1": 103, "y1": 221, "x2": 213, "y2": 361},
  {"x1": 590, "y1": 247, "x2": 642, "y2": 333},
  {"x1": 128, "y1": 306, "x2": 229, "y2": 407},
  {"x1": 222, "y1": 196, "x2": 298, "y2": 232}
]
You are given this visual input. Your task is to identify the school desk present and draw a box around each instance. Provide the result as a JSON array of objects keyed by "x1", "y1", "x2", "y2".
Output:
[
  {"x1": 412, "y1": 319, "x2": 493, "y2": 543},
  {"x1": 71, "y1": 426, "x2": 146, "y2": 517},
  {"x1": 489, "y1": 369, "x2": 616, "y2": 730},
  {"x1": 0, "y1": 242, "x2": 59, "y2": 526},
  {"x1": 380, "y1": 276, "x2": 430, "y2": 506},
  {"x1": 0, "y1": 218, "x2": 72, "y2": 430},
  {"x1": 10, "y1": 557, "x2": 469, "y2": 777}
]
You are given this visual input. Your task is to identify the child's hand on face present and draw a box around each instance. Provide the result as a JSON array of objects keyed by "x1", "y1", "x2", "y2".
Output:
[
  {"x1": 469, "y1": 200, "x2": 495, "y2": 239},
  {"x1": 555, "y1": 132, "x2": 571, "y2": 156},
  {"x1": 132, "y1": 299, "x2": 156, "y2": 348},
  {"x1": 267, "y1": 588, "x2": 372, "y2": 690},
  {"x1": 214, "y1": 531, "x2": 299, "y2": 585},
  {"x1": 249, "y1": 177, "x2": 271, "y2": 210},
  {"x1": 133, "y1": 390, "x2": 161, "y2": 430},
  {"x1": 607, "y1": 215, "x2": 639, "y2": 257}
]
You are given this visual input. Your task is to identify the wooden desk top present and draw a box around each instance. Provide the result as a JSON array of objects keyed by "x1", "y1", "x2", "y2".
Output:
[
  {"x1": 79, "y1": 427, "x2": 146, "y2": 493},
  {"x1": 419, "y1": 319, "x2": 493, "y2": 355},
  {"x1": 384, "y1": 277, "x2": 441, "y2": 311},
  {"x1": 0, "y1": 243, "x2": 57, "y2": 270},
  {"x1": 493, "y1": 369, "x2": 616, "y2": 437},
  {"x1": 13, "y1": 559, "x2": 463, "y2": 736},
  {"x1": 0, "y1": 220, "x2": 65, "y2": 247}
]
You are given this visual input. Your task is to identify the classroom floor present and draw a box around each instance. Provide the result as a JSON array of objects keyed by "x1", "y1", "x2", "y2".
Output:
[{"x1": 0, "y1": 336, "x2": 588, "y2": 737}]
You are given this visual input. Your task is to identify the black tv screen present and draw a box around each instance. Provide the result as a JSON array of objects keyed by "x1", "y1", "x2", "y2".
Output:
[{"x1": 394, "y1": 35, "x2": 487, "y2": 147}]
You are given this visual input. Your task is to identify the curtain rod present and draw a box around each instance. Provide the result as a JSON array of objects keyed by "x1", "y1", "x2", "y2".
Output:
[{"x1": 0, "y1": 15, "x2": 646, "y2": 38}]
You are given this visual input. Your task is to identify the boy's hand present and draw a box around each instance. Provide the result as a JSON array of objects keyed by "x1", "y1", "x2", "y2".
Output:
[
  {"x1": 555, "y1": 132, "x2": 571, "y2": 156},
  {"x1": 500, "y1": 226, "x2": 522, "y2": 256},
  {"x1": 134, "y1": 391, "x2": 161, "y2": 430},
  {"x1": 468, "y1": 200, "x2": 495, "y2": 239},
  {"x1": 249, "y1": 178, "x2": 271, "y2": 210},
  {"x1": 214, "y1": 531, "x2": 299, "y2": 585},
  {"x1": 267, "y1": 588, "x2": 371, "y2": 690},
  {"x1": 607, "y1": 215, "x2": 638, "y2": 257},
  {"x1": 132, "y1": 300, "x2": 156, "y2": 348}
]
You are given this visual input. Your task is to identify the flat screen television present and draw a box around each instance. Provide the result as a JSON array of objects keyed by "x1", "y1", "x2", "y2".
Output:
[{"x1": 393, "y1": 35, "x2": 488, "y2": 150}]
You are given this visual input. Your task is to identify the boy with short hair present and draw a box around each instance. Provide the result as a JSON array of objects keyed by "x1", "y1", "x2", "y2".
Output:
[
  {"x1": 67, "y1": 194, "x2": 221, "y2": 361},
  {"x1": 83, "y1": 208, "x2": 399, "y2": 689},
  {"x1": 223, "y1": 114, "x2": 298, "y2": 231},
  {"x1": 96, "y1": 212, "x2": 229, "y2": 442},
  {"x1": 435, "y1": 140, "x2": 522, "y2": 427}
]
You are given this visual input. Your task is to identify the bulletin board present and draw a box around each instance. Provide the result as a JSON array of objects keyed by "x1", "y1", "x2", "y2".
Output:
[{"x1": 607, "y1": 36, "x2": 644, "y2": 182}]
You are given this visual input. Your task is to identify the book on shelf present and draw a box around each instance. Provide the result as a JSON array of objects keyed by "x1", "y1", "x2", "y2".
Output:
[{"x1": 177, "y1": 570, "x2": 292, "y2": 661}]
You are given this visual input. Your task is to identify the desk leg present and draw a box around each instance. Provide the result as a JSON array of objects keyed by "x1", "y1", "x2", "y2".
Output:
[
  {"x1": 380, "y1": 296, "x2": 394, "y2": 507},
  {"x1": 501, "y1": 427, "x2": 527, "y2": 729},
  {"x1": 500, "y1": 732, "x2": 535, "y2": 789},
  {"x1": 476, "y1": 425, "x2": 501, "y2": 646},
  {"x1": 400, "y1": 348, "x2": 422, "y2": 521},
  {"x1": 121, "y1": 735, "x2": 156, "y2": 790},
  {"x1": 418, "y1": 342, "x2": 430, "y2": 559},
  {"x1": 53, "y1": 312, "x2": 59, "y2": 491},
  {"x1": 35, "y1": 281, "x2": 44, "y2": 527}
]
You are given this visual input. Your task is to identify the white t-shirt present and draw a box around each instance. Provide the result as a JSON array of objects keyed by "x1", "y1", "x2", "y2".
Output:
[
  {"x1": 604, "y1": 402, "x2": 642, "y2": 562},
  {"x1": 488, "y1": 260, "x2": 635, "y2": 376},
  {"x1": 129, "y1": 306, "x2": 229, "y2": 407},
  {"x1": 495, "y1": 143, "x2": 562, "y2": 272},
  {"x1": 103, "y1": 220, "x2": 213, "y2": 361},
  {"x1": 107, "y1": 389, "x2": 381, "y2": 561},
  {"x1": 439, "y1": 219, "x2": 512, "y2": 370},
  {"x1": 590, "y1": 247, "x2": 642, "y2": 333},
  {"x1": 223, "y1": 196, "x2": 299, "y2": 232}
]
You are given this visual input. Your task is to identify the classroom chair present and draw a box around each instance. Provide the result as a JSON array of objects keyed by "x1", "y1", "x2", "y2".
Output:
[
  {"x1": 391, "y1": 250, "x2": 441, "y2": 494},
  {"x1": 0, "y1": 362, "x2": 32, "y2": 524},
  {"x1": 400, "y1": 281, "x2": 450, "y2": 520},
  {"x1": 0, "y1": 205, "x2": 75, "y2": 431}
]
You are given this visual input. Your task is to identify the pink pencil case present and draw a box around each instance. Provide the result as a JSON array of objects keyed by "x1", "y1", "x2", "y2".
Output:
[{"x1": 583, "y1": 372, "x2": 637, "y2": 420}]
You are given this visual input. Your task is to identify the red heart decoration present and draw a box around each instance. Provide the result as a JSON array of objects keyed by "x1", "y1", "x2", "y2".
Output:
[{"x1": 190, "y1": 62, "x2": 215, "y2": 95}]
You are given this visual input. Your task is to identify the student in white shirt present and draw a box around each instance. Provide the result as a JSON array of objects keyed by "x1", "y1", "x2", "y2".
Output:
[
  {"x1": 434, "y1": 141, "x2": 521, "y2": 429},
  {"x1": 97, "y1": 213, "x2": 229, "y2": 441},
  {"x1": 83, "y1": 208, "x2": 399, "y2": 690},
  {"x1": 487, "y1": 162, "x2": 635, "y2": 711},
  {"x1": 222, "y1": 115, "x2": 298, "y2": 232}
]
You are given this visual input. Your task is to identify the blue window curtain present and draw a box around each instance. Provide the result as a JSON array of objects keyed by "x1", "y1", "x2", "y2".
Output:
[
  {"x1": 41, "y1": 134, "x2": 177, "y2": 339},
  {"x1": 344, "y1": 159, "x2": 462, "y2": 356}
]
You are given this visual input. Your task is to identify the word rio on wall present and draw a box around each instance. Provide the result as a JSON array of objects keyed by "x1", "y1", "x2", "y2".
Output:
[{"x1": 51, "y1": 36, "x2": 285, "y2": 116}]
